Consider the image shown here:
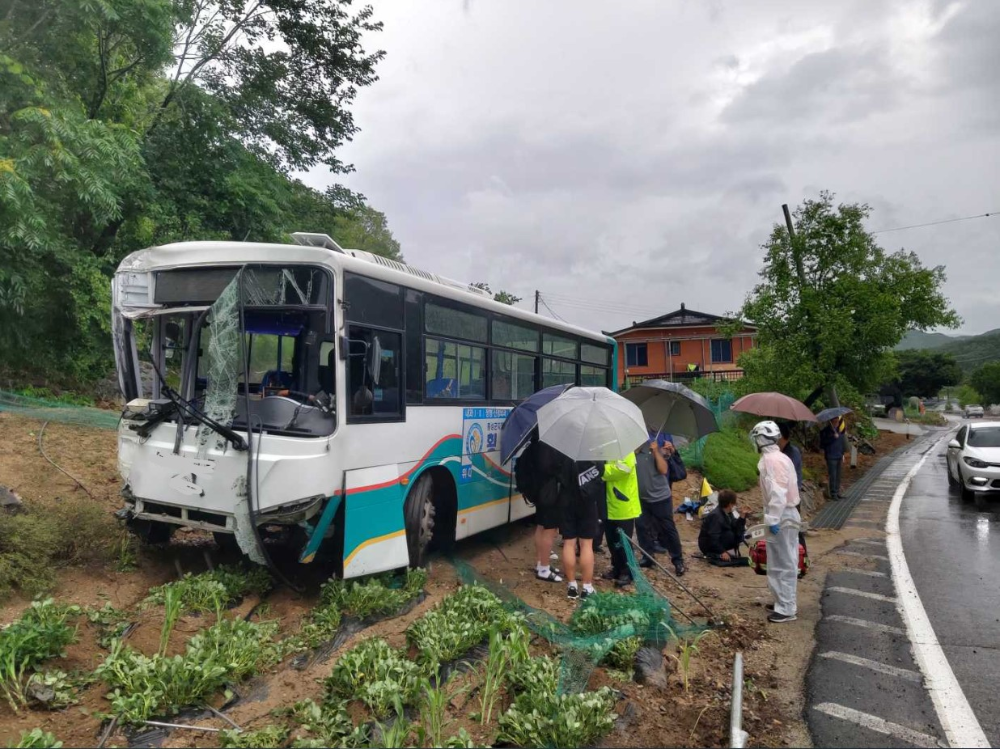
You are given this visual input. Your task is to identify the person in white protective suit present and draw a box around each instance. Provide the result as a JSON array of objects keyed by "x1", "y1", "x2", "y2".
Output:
[{"x1": 750, "y1": 421, "x2": 801, "y2": 624}]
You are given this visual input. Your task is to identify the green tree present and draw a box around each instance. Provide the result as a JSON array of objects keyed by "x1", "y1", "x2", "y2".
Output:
[
  {"x1": 0, "y1": 0, "x2": 396, "y2": 386},
  {"x1": 737, "y1": 192, "x2": 960, "y2": 404},
  {"x1": 470, "y1": 283, "x2": 523, "y2": 306},
  {"x1": 969, "y1": 362, "x2": 1000, "y2": 406},
  {"x1": 333, "y1": 205, "x2": 403, "y2": 261},
  {"x1": 892, "y1": 350, "x2": 963, "y2": 398}
]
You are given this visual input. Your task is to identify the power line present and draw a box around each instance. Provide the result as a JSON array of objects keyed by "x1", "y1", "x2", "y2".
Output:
[
  {"x1": 872, "y1": 211, "x2": 998, "y2": 235},
  {"x1": 540, "y1": 292, "x2": 666, "y2": 319},
  {"x1": 538, "y1": 294, "x2": 567, "y2": 322}
]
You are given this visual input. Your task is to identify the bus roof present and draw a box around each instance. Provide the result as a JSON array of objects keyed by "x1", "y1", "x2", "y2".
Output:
[{"x1": 117, "y1": 240, "x2": 611, "y2": 344}]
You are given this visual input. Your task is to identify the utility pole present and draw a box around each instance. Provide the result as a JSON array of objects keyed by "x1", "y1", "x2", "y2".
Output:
[
  {"x1": 534, "y1": 290, "x2": 540, "y2": 315},
  {"x1": 783, "y1": 203, "x2": 806, "y2": 286}
]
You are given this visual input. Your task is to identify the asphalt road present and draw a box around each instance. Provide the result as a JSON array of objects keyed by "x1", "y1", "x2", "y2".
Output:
[{"x1": 900, "y1": 430, "x2": 1000, "y2": 746}]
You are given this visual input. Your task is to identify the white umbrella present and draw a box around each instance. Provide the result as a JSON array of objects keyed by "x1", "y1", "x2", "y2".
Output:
[{"x1": 536, "y1": 387, "x2": 649, "y2": 461}]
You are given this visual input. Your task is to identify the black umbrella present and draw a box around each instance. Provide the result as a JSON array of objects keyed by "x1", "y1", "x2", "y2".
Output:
[{"x1": 621, "y1": 379, "x2": 719, "y2": 440}]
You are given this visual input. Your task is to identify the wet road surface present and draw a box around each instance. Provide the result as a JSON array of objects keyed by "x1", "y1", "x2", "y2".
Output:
[{"x1": 901, "y1": 433, "x2": 1000, "y2": 746}]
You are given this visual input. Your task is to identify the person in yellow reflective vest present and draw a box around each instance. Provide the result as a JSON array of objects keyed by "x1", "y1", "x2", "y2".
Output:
[{"x1": 601, "y1": 452, "x2": 642, "y2": 588}]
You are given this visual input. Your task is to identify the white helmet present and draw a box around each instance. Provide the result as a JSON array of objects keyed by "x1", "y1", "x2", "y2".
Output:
[{"x1": 749, "y1": 420, "x2": 781, "y2": 451}]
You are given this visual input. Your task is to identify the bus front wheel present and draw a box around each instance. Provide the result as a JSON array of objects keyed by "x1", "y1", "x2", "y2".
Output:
[{"x1": 404, "y1": 473, "x2": 436, "y2": 568}]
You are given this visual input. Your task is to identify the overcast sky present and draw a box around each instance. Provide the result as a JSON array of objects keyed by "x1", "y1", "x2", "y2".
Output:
[{"x1": 307, "y1": 0, "x2": 999, "y2": 336}]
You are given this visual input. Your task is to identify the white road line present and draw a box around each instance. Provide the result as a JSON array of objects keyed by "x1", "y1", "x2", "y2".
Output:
[
  {"x1": 839, "y1": 569, "x2": 888, "y2": 578},
  {"x1": 825, "y1": 615, "x2": 905, "y2": 635},
  {"x1": 812, "y1": 703, "x2": 942, "y2": 747},
  {"x1": 887, "y1": 435, "x2": 990, "y2": 748},
  {"x1": 819, "y1": 651, "x2": 922, "y2": 681},
  {"x1": 828, "y1": 586, "x2": 897, "y2": 603},
  {"x1": 836, "y1": 549, "x2": 889, "y2": 561}
]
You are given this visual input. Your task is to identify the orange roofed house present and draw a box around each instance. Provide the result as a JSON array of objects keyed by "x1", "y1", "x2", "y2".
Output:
[{"x1": 607, "y1": 303, "x2": 756, "y2": 388}]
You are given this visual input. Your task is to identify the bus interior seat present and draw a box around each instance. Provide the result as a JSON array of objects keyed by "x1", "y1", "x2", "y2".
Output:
[
  {"x1": 426, "y1": 378, "x2": 456, "y2": 398},
  {"x1": 261, "y1": 370, "x2": 293, "y2": 390}
]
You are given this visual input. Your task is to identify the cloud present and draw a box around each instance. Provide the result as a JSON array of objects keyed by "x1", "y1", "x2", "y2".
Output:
[{"x1": 318, "y1": 0, "x2": 1000, "y2": 336}]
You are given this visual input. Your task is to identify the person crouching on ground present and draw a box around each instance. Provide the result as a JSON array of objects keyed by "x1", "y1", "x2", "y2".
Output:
[
  {"x1": 602, "y1": 452, "x2": 642, "y2": 588},
  {"x1": 635, "y1": 432, "x2": 687, "y2": 576},
  {"x1": 751, "y1": 420, "x2": 801, "y2": 624},
  {"x1": 560, "y1": 459, "x2": 603, "y2": 600},
  {"x1": 698, "y1": 489, "x2": 747, "y2": 562}
]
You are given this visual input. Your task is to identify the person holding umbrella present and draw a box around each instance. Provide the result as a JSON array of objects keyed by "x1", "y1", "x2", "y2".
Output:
[
  {"x1": 635, "y1": 431, "x2": 687, "y2": 576},
  {"x1": 750, "y1": 420, "x2": 801, "y2": 623},
  {"x1": 819, "y1": 415, "x2": 848, "y2": 500}
]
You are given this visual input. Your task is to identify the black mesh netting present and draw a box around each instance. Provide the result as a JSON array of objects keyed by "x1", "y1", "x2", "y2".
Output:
[{"x1": 454, "y1": 528, "x2": 706, "y2": 694}]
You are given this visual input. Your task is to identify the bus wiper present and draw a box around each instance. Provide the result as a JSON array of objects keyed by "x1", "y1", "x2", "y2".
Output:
[{"x1": 147, "y1": 355, "x2": 248, "y2": 451}]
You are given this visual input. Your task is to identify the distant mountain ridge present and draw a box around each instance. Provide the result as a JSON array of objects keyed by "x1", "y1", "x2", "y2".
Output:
[
  {"x1": 896, "y1": 328, "x2": 1000, "y2": 372},
  {"x1": 895, "y1": 330, "x2": 968, "y2": 350}
]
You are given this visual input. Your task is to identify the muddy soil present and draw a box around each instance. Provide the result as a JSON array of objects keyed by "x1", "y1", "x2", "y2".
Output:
[{"x1": 0, "y1": 413, "x2": 908, "y2": 748}]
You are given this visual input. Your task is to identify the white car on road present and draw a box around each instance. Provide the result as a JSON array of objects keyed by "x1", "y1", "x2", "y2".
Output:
[
  {"x1": 947, "y1": 422, "x2": 1000, "y2": 505},
  {"x1": 965, "y1": 404, "x2": 985, "y2": 418}
]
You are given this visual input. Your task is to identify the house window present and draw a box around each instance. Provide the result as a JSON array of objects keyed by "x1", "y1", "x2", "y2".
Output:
[
  {"x1": 710, "y1": 339, "x2": 733, "y2": 363},
  {"x1": 668, "y1": 340, "x2": 681, "y2": 357},
  {"x1": 625, "y1": 343, "x2": 648, "y2": 367}
]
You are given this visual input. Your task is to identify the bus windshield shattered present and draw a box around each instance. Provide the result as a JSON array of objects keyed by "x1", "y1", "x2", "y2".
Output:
[{"x1": 113, "y1": 264, "x2": 337, "y2": 440}]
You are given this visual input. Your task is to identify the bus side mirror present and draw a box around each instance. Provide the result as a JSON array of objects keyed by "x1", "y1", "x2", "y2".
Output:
[{"x1": 369, "y1": 335, "x2": 383, "y2": 387}]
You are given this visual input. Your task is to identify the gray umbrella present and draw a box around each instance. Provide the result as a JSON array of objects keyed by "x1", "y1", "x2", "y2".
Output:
[{"x1": 621, "y1": 380, "x2": 719, "y2": 440}]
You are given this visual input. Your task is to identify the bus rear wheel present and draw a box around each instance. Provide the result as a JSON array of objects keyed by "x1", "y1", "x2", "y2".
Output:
[{"x1": 404, "y1": 473, "x2": 436, "y2": 568}]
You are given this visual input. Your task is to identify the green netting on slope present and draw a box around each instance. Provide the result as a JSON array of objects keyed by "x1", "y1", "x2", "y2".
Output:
[
  {"x1": 0, "y1": 390, "x2": 121, "y2": 430},
  {"x1": 680, "y1": 389, "x2": 736, "y2": 470},
  {"x1": 454, "y1": 528, "x2": 705, "y2": 694}
]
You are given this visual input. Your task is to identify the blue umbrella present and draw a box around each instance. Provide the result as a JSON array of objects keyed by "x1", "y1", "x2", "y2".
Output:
[
  {"x1": 815, "y1": 406, "x2": 852, "y2": 422},
  {"x1": 500, "y1": 384, "x2": 574, "y2": 464}
]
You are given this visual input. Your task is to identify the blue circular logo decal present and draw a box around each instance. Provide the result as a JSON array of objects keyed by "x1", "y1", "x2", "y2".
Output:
[{"x1": 467, "y1": 423, "x2": 484, "y2": 454}]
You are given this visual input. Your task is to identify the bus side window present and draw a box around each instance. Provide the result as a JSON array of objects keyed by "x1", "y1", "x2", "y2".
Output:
[{"x1": 347, "y1": 326, "x2": 403, "y2": 420}]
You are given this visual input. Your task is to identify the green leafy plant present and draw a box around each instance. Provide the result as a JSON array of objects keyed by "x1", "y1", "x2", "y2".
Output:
[
  {"x1": 417, "y1": 667, "x2": 469, "y2": 748},
  {"x1": 95, "y1": 619, "x2": 279, "y2": 724},
  {"x1": 7, "y1": 729, "x2": 62, "y2": 749},
  {"x1": 220, "y1": 725, "x2": 288, "y2": 748},
  {"x1": 477, "y1": 626, "x2": 510, "y2": 725},
  {"x1": 405, "y1": 585, "x2": 514, "y2": 666},
  {"x1": 371, "y1": 696, "x2": 413, "y2": 748},
  {"x1": 442, "y1": 729, "x2": 476, "y2": 749},
  {"x1": 145, "y1": 565, "x2": 272, "y2": 615},
  {"x1": 86, "y1": 603, "x2": 132, "y2": 649},
  {"x1": 25, "y1": 669, "x2": 88, "y2": 709},
  {"x1": 664, "y1": 625, "x2": 713, "y2": 692},
  {"x1": 321, "y1": 568, "x2": 426, "y2": 620},
  {"x1": 285, "y1": 698, "x2": 370, "y2": 748},
  {"x1": 325, "y1": 637, "x2": 422, "y2": 718},
  {"x1": 496, "y1": 687, "x2": 616, "y2": 748},
  {"x1": 159, "y1": 585, "x2": 182, "y2": 656},
  {"x1": 506, "y1": 656, "x2": 559, "y2": 699},
  {"x1": 0, "y1": 599, "x2": 79, "y2": 711}
]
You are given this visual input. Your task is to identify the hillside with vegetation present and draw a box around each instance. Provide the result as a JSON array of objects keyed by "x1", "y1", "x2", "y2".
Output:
[
  {"x1": 935, "y1": 329, "x2": 1000, "y2": 373},
  {"x1": 895, "y1": 329, "x2": 966, "y2": 350}
]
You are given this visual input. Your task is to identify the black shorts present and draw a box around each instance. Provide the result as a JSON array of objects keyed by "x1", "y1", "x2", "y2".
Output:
[
  {"x1": 559, "y1": 493, "x2": 599, "y2": 540},
  {"x1": 533, "y1": 480, "x2": 561, "y2": 530}
]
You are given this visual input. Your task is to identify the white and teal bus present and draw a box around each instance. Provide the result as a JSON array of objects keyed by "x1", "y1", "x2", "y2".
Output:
[{"x1": 112, "y1": 234, "x2": 617, "y2": 578}]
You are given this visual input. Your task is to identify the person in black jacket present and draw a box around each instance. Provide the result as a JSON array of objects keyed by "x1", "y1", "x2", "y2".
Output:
[{"x1": 698, "y1": 490, "x2": 747, "y2": 561}]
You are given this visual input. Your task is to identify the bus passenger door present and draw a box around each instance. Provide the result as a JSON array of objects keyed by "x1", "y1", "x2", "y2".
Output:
[{"x1": 341, "y1": 464, "x2": 409, "y2": 578}]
